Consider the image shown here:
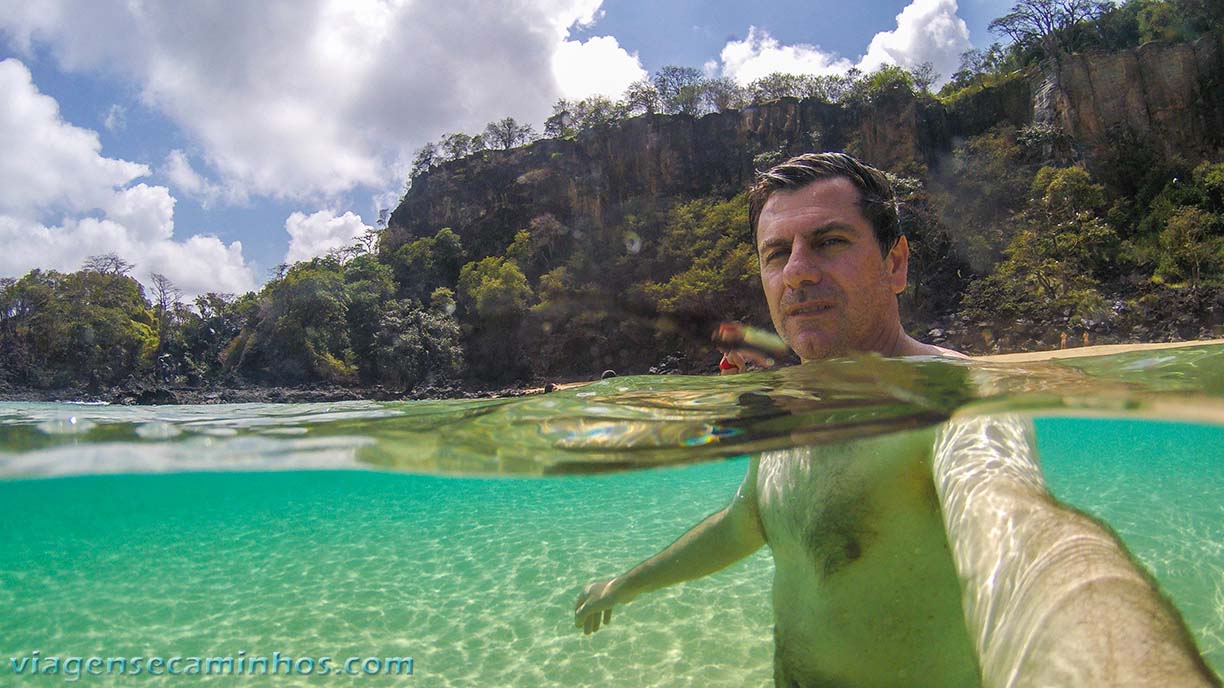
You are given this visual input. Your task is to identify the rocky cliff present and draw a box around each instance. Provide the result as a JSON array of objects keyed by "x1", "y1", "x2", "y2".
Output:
[
  {"x1": 384, "y1": 36, "x2": 1224, "y2": 259},
  {"x1": 384, "y1": 89, "x2": 950, "y2": 259},
  {"x1": 1051, "y1": 34, "x2": 1224, "y2": 162}
]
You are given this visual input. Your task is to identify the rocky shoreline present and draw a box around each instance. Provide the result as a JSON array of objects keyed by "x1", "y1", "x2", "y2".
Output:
[
  {"x1": 5, "y1": 321, "x2": 1220, "y2": 406},
  {"x1": 0, "y1": 380, "x2": 569, "y2": 406},
  {"x1": 0, "y1": 365, "x2": 689, "y2": 405},
  {"x1": 0, "y1": 348, "x2": 717, "y2": 406}
]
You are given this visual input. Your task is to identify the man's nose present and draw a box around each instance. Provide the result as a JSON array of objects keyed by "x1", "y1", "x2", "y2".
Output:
[{"x1": 782, "y1": 245, "x2": 821, "y2": 289}]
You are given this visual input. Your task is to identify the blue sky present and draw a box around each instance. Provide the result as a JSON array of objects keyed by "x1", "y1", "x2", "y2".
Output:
[{"x1": 0, "y1": 0, "x2": 1012, "y2": 300}]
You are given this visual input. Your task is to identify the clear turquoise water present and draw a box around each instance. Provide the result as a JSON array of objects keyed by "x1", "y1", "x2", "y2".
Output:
[
  {"x1": 2, "y1": 349, "x2": 1224, "y2": 685},
  {"x1": 1035, "y1": 418, "x2": 1224, "y2": 668},
  {"x1": 0, "y1": 458, "x2": 777, "y2": 686}
]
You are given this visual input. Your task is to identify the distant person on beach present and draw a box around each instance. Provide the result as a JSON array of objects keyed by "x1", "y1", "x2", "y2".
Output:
[{"x1": 575, "y1": 153, "x2": 1218, "y2": 686}]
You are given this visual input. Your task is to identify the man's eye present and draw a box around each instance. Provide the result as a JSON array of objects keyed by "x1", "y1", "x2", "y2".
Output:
[
  {"x1": 764, "y1": 250, "x2": 787, "y2": 263},
  {"x1": 818, "y1": 237, "x2": 847, "y2": 248}
]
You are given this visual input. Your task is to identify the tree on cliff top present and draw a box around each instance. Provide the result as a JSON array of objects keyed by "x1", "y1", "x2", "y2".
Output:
[
  {"x1": 81, "y1": 252, "x2": 135, "y2": 276},
  {"x1": 652, "y1": 65, "x2": 705, "y2": 115},
  {"x1": 410, "y1": 142, "x2": 439, "y2": 182},
  {"x1": 441, "y1": 132, "x2": 484, "y2": 161},
  {"x1": 989, "y1": 0, "x2": 1110, "y2": 61},
  {"x1": 545, "y1": 97, "x2": 627, "y2": 138},
  {"x1": 622, "y1": 79, "x2": 661, "y2": 116},
  {"x1": 483, "y1": 117, "x2": 536, "y2": 150}
]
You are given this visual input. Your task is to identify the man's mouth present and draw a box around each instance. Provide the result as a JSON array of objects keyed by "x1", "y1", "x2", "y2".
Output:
[{"x1": 784, "y1": 302, "x2": 835, "y2": 318}]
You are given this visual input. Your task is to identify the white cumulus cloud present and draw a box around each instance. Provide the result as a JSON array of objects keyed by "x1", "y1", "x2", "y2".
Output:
[
  {"x1": 144, "y1": 235, "x2": 256, "y2": 299},
  {"x1": 0, "y1": 59, "x2": 256, "y2": 299},
  {"x1": 858, "y1": 0, "x2": 971, "y2": 80},
  {"x1": 0, "y1": 0, "x2": 624, "y2": 203},
  {"x1": 0, "y1": 58, "x2": 148, "y2": 220},
  {"x1": 283, "y1": 210, "x2": 371, "y2": 265},
  {"x1": 162, "y1": 149, "x2": 231, "y2": 208},
  {"x1": 103, "y1": 184, "x2": 175, "y2": 243},
  {"x1": 718, "y1": 26, "x2": 854, "y2": 84},
  {"x1": 0, "y1": 212, "x2": 257, "y2": 300},
  {"x1": 553, "y1": 35, "x2": 647, "y2": 101},
  {"x1": 713, "y1": 0, "x2": 971, "y2": 88}
]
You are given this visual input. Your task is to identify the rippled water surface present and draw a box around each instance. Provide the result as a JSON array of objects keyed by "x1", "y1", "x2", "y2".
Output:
[{"x1": 2, "y1": 344, "x2": 1223, "y2": 685}]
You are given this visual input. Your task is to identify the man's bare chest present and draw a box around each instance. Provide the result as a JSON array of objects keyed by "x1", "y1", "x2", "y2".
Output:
[{"x1": 755, "y1": 432, "x2": 941, "y2": 578}]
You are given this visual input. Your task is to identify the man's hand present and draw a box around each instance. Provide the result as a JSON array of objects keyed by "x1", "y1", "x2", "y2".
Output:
[
  {"x1": 575, "y1": 578, "x2": 624, "y2": 634},
  {"x1": 713, "y1": 322, "x2": 787, "y2": 374},
  {"x1": 718, "y1": 349, "x2": 774, "y2": 375},
  {"x1": 573, "y1": 465, "x2": 765, "y2": 636}
]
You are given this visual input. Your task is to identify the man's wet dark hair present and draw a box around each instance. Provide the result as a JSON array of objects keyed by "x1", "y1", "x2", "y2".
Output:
[{"x1": 748, "y1": 152, "x2": 901, "y2": 256}]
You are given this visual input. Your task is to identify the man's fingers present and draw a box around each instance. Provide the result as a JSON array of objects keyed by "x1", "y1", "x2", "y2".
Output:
[
  {"x1": 577, "y1": 605, "x2": 612, "y2": 635},
  {"x1": 576, "y1": 581, "x2": 614, "y2": 634}
]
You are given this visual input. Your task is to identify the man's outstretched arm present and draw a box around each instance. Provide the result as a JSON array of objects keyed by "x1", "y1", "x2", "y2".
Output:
[
  {"x1": 934, "y1": 414, "x2": 1220, "y2": 687},
  {"x1": 575, "y1": 457, "x2": 766, "y2": 634}
]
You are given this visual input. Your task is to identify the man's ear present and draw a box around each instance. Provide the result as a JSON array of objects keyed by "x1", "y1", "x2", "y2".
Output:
[{"x1": 887, "y1": 235, "x2": 909, "y2": 295}]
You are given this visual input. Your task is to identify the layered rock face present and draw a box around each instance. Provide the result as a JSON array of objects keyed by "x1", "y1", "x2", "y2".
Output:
[
  {"x1": 383, "y1": 90, "x2": 947, "y2": 258},
  {"x1": 1053, "y1": 35, "x2": 1224, "y2": 161}
]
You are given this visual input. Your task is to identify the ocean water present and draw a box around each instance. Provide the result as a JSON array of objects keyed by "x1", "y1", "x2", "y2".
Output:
[{"x1": 2, "y1": 346, "x2": 1223, "y2": 685}]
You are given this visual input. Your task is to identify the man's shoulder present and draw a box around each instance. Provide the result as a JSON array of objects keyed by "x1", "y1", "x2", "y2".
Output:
[
  {"x1": 924, "y1": 344, "x2": 969, "y2": 359},
  {"x1": 898, "y1": 336, "x2": 968, "y2": 359}
]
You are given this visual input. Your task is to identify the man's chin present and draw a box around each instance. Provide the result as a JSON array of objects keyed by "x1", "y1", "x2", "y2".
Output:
[{"x1": 786, "y1": 331, "x2": 845, "y2": 362}]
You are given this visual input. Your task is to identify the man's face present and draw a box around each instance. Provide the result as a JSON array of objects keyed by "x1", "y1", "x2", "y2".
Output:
[{"x1": 756, "y1": 177, "x2": 909, "y2": 361}]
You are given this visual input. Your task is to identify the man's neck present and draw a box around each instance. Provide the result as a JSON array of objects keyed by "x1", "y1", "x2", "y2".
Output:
[
  {"x1": 797, "y1": 329, "x2": 963, "y2": 362},
  {"x1": 859, "y1": 323, "x2": 912, "y2": 358}
]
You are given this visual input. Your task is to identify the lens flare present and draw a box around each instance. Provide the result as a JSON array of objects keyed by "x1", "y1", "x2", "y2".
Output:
[{"x1": 624, "y1": 231, "x2": 642, "y2": 254}]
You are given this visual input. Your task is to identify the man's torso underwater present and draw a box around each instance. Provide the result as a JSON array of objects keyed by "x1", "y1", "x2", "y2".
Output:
[{"x1": 755, "y1": 428, "x2": 979, "y2": 687}]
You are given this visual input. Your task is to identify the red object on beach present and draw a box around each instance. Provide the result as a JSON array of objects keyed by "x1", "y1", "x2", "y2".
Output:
[{"x1": 719, "y1": 354, "x2": 736, "y2": 371}]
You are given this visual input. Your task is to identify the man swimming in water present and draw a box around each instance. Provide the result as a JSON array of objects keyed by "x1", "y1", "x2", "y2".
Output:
[{"x1": 575, "y1": 153, "x2": 1219, "y2": 686}]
